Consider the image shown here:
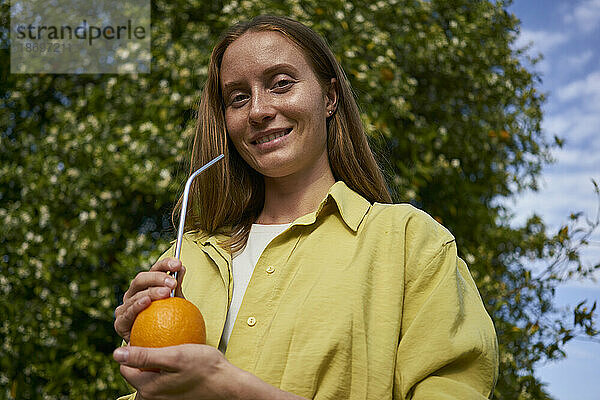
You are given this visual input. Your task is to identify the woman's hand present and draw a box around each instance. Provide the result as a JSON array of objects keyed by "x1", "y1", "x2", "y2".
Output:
[
  {"x1": 115, "y1": 344, "x2": 237, "y2": 400},
  {"x1": 113, "y1": 345, "x2": 308, "y2": 400},
  {"x1": 114, "y1": 257, "x2": 185, "y2": 343}
]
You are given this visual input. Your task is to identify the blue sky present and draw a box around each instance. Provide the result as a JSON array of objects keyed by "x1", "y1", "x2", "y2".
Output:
[{"x1": 507, "y1": 1, "x2": 600, "y2": 399}]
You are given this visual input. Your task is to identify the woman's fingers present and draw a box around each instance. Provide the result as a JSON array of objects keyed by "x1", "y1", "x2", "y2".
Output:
[
  {"x1": 126, "y1": 284, "x2": 174, "y2": 306},
  {"x1": 115, "y1": 285, "x2": 176, "y2": 340},
  {"x1": 150, "y1": 257, "x2": 182, "y2": 273},
  {"x1": 114, "y1": 295, "x2": 150, "y2": 342},
  {"x1": 115, "y1": 258, "x2": 182, "y2": 340},
  {"x1": 123, "y1": 257, "x2": 182, "y2": 302},
  {"x1": 114, "y1": 345, "x2": 185, "y2": 372},
  {"x1": 123, "y1": 271, "x2": 178, "y2": 301},
  {"x1": 114, "y1": 257, "x2": 186, "y2": 341}
]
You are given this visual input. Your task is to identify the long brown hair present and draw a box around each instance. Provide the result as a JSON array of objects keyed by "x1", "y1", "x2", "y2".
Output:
[{"x1": 173, "y1": 15, "x2": 392, "y2": 254}]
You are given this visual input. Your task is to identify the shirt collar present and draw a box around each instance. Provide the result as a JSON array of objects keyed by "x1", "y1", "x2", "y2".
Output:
[
  {"x1": 292, "y1": 180, "x2": 372, "y2": 232},
  {"x1": 189, "y1": 180, "x2": 372, "y2": 246}
]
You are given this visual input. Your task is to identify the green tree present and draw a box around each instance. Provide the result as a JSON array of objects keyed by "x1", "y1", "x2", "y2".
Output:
[{"x1": 1, "y1": 0, "x2": 598, "y2": 398}]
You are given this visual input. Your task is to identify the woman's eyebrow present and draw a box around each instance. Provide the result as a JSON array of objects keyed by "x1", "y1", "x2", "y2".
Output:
[
  {"x1": 262, "y1": 63, "x2": 299, "y2": 76},
  {"x1": 222, "y1": 80, "x2": 243, "y2": 93}
]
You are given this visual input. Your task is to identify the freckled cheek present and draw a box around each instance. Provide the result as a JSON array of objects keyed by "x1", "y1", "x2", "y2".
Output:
[
  {"x1": 277, "y1": 100, "x2": 311, "y2": 128},
  {"x1": 225, "y1": 116, "x2": 246, "y2": 146},
  {"x1": 277, "y1": 95, "x2": 318, "y2": 129}
]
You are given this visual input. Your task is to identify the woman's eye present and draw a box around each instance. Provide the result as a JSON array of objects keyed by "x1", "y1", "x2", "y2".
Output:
[
  {"x1": 230, "y1": 94, "x2": 248, "y2": 106},
  {"x1": 273, "y1": 79, "x2": 294, "y2": 90}
]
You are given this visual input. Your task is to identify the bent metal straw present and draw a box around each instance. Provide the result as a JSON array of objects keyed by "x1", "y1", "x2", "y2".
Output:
[{"x1": 171, "y1": 154, "x2": 224, "y2": 296}]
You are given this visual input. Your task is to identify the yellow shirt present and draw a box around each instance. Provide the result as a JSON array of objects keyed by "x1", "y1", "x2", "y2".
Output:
[{"x1": 118, "y1": 181, "x2": 498, "y2": 399}]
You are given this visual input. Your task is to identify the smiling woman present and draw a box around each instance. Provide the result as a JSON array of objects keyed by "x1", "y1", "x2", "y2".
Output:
[
  {"x1": 112, "y1": 15, "x2": 499, "y2": 400},
  {"x1": 185, "y1": 15, "x2": 392, "y2": 249},
  {"x1": 221, "y1": 30, "x2": 334, "y2": 192}
]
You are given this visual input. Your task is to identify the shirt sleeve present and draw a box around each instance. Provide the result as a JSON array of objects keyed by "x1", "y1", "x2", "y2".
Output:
[{"x1": 394, "y1": 240, "x2": 499, "y2": 399}]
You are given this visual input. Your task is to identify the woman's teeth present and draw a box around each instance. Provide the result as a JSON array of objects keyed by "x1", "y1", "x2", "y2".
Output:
[{"x1": 256, "y1": 130, "x2": 290, "y2": 144}]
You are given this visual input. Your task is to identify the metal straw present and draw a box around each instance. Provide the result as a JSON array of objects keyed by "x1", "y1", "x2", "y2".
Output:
[{"x1": 171, "y1": 153, "x2": 224, "y2": 296}]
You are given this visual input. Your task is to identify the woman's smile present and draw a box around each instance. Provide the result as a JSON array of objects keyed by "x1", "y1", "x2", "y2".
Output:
[{"x1": 252, "y1": 127, "x2": 292, "y2": 149}]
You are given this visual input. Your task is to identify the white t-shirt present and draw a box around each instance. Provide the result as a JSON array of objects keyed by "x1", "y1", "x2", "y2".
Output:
[{"x1": 218, "y1": 222, "x2": 291, "y2": 353}]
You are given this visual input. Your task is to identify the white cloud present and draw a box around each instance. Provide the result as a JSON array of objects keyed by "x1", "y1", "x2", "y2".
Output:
[
  {"x1": 542, "y1": 112, "x2": 570, "y2": 136},
  {"x1": 567, "y1": 50, "x2": 594, "y2": 70},
  {"x1": 553, "y1": 146, "x2": 600, "y2": 168},
  {"x1": 514, "y1": 168, "x2": 598, "y2": 214},
  {"x1": 565, "y1": 0, "x2": 600, "y2": 33},
  {"x1": 543, "y1": 101, "x2": 600, "y2": 148},
  {"x1": 517, "y1": 67, "x2": 600, "y2": 231},
  {"x1": 544, "y1": 110, "x2": 600, "y2": 144},
  {"x1": 557, "y1": 70, "x2": 600, "y2": 104},
  {"x1": 513, "y1": 29, "x2": 571, "y2": 74},
  {"x1": 561, "y1": 264, "x2": 600, "y2": 288},
  {"x1": 508, "y1": 123, "x2": 599, "y2": 230},
  {"x1": 516, "y1": 29, "x2": 570, "y2": 55},
  {"x1": 512, "y1": 73, "x2": 600, "y2": 231},
  {"x1": 512, "y1": 76, "x2": 600, "y2": 279}
]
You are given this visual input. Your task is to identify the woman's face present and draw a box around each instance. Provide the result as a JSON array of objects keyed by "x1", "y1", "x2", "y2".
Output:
[{"x1": 220, "y1": 30, "x2": 336, "y2": 179}]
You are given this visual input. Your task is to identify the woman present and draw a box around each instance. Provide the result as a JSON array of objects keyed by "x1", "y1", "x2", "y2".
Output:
[{"x1": 113, "y1": 15, "x2": 498, "y2": 400}]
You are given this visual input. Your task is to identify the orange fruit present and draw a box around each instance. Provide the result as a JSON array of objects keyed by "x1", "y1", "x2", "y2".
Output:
[{"x1": 130, "y1": 297, "x2": 206, "y2": 348}]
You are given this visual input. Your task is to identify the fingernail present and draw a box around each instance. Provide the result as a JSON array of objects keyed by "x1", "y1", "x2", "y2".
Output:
[
  {"x1": 165, "y1": 277, "x2": 177, "y2": 288},
  {"x1": 158, "y1": 287, "x2": 170, "y2": 296},
  {"x1": 114, "y1": 348, "x2": 129, "y2": 363}
]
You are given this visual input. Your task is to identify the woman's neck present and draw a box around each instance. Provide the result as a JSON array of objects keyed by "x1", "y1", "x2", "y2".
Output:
[{"x1": 256, "y1": 165, "x2": 335, "y2": 225}]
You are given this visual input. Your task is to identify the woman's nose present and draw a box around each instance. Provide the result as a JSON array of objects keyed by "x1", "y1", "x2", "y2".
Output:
[{"x1": 248, "y1": 91, "x2": 275, "y2": 125}]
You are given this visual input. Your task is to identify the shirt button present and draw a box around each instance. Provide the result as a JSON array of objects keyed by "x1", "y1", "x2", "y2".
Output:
[
  {"x1": 266, "y1": 266, "x2": 275, "y2": 274},
  {"x1": 247, "y1": 316, "x2": 257, "y2": 327}
]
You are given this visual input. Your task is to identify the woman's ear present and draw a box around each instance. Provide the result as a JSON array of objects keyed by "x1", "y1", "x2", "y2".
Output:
[{"x1": 325, "y1": 78, "x2": 338, "y2": 116}]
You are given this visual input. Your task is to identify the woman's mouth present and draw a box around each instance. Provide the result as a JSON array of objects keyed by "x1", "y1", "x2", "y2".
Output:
[{"x1": 253, "y1": 128, "x2": 292, "y2": 145}]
